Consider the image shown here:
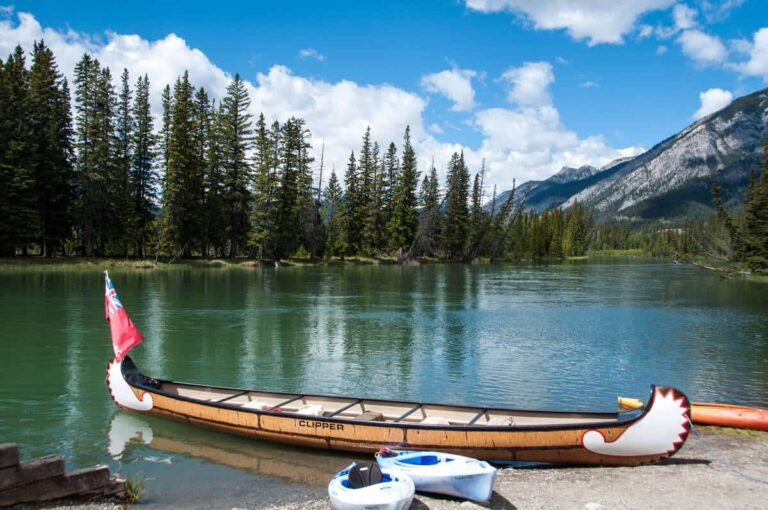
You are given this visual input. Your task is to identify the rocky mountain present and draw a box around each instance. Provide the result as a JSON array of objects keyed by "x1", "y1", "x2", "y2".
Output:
[
  {"x1": 487, "y1": 157, "x2": 635, "y2": 213},
  {"x1": 491, "y1": 87, "x2": 768, "y2": 221}
]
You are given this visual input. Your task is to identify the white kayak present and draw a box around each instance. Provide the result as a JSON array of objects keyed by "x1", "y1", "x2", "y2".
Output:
[
  {"x1": 328, "y1": 462, "x2": 415, "y2": 510},
  {"x1": 376, "y1": 449, "x2": 497, "y2": 503}
]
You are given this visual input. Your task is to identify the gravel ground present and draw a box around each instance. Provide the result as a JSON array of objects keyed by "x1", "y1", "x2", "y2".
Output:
[{"x1": 31, "y1": 427, "x2": 768, "y2": 510}]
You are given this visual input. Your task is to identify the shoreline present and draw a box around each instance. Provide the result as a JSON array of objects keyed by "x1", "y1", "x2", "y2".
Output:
[{"x1": 0, "y1": 250, "x2": 662, "y2": 272}]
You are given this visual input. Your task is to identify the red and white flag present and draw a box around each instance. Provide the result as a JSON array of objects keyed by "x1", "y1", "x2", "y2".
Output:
[{"x1": 104, "y1": 271, "x2": 144, "y2": 361}]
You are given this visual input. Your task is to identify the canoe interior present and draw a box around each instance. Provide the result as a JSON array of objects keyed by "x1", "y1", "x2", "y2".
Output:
[{"x1": 161, "y1": 381, "x2": 620, "y2": 427}]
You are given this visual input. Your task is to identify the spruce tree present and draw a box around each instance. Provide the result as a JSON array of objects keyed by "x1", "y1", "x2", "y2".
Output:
[
  {"x1": 743, "y1": 140, "x2": 768, "y2": 270},
  {"x1": 160, "y1": 72, "x2": 199, "y2": 256},
  {"x1": 72, "y1": 54, "x2": 103, "y2": 255},
  {"x1": 342, "y1": 151, "x2": 361, "y2": 255},
  {"x1": 28, "y1": 41, "x2": 74, "y2": 256},
  {"x1": 0, "y1": 46, "x2": 37, "y2": 255},
  {"x1": 416, "y1": 161, "x2": 440, "y2": 256},
  {"x1": 388, "y1": 126, "x2": 419, "y2": 256},
  {"x1": 114, "y1": 68, "x2": 133, "y2": 255},
  {"x1": 220, "y1": 74, "x2": 253, "y2": 257},
  {"x1": 274, "y1": 117, "x2": 313, "y2": 258},
  {"x1": 441, "y1": 152, "x2": 470, "y2": 259},
  {"x1": 249, "y1": 113, "x2": 274, "y2": 258},
  {"x1": 380, "y1": 142, "x2": 399, "y2": 252},
  {"x1": 129, "y1": 74, "x2": 157, "y2": 258},
  {"x1": 204, "y1": 101, "x2": 227, "y2": 257},
  {"x1": 358, "y1": 127, "x2": 377, "y2": 255},
  {"x1": 322, "y1": 169, "x2": 345, "y2": 257}
]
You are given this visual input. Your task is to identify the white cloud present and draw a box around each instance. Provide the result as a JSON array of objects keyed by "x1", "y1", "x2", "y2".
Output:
[
  {"x1": 672, "y1": 4, "x2": 698, "y2": 31},
  {"x1": 420, "y1": 68, "x2": 478, "y2": 111},
  {"x1": 693, "y1": 88, "x2": 733, "y2": 120},
  {"x1": 733, "y1": 27, "x2": 768, "y2": 82},
  {"x1": 298, "y1": 48, "x2": 325, "y2": 61},
  {"x1": 639, "y1": 24, "x2": 654, "y2": 39},
  {"x1": 677, "y1": 29, "x2": 728, "y2": 66},
  {"x1": 578, "y1": 80, "x2": 600, "y2": 88},
  {"x1": 428, "y1": 123, "x2": 444, "y2": 135},
  {"x1": 0, "y1": 9, "x2": 641, "y2": 193},
  {"x1": 555, "y1": 56, "x2": 568, "y2": 64},
  {"x1": 500, "y1": 61, "x2": 554, "y2": 106},
  {"x1": 700, "y1": 0, "x2": 744, "y2": 23},
  {"x1": 468, "y1": 63, "x2": 643, "y2": 187},
  {"x1": 656, "y1": 45, "x2": 668, "y2": 55},
  {"x1": 465, "y1": 0, "x2": 676, "y2": 46}
]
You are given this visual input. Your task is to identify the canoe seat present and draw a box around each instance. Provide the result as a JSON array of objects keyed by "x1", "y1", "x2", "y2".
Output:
[
  {"x1": 242, "y1": 400, "x2": 271, "y2": 411},
  {"x1": 355, "y1": 411, "x2": 385, "y2": 422},
  {"x1": 421, "y1": 417, "x2": 451, "y2": 425},
  {"x1": 295, "y1": 404, "x2": 324, "y2": 416},
  {"x1": 486, "y1": 416, "x2": 515, "y2": 426}
]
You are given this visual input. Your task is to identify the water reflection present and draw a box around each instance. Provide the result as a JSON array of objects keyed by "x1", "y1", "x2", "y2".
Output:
[{"x1": 107, "y1": 412, "x2": 350, "y2": 486}]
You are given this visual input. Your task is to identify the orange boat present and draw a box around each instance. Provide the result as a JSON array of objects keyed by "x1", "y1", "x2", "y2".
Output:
[{"x1": 618, "y1": 397, "x2": 768, "y2": 432}]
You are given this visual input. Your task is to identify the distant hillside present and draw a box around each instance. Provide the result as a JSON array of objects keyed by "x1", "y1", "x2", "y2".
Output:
[{"x1": 491, "y1": 87, "x2": 768, "y2": 222}]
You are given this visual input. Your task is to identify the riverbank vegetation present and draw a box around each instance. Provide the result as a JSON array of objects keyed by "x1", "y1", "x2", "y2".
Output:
[{"x1": 1, "y1": 42, "x2": 766, "y2": 270}]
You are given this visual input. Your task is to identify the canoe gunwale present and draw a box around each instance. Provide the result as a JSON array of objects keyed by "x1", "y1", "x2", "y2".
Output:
[{"x1": 120, "y1": 356, "x2": 656, "y2": 433}]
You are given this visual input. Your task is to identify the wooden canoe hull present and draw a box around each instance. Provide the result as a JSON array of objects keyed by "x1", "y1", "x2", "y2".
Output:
[
  {"x1": 619, "y1": 397, "x2": 768, "y2": 432},
  {"x1": 108, "y1": 357, "x2": 691, "y2": 466}
]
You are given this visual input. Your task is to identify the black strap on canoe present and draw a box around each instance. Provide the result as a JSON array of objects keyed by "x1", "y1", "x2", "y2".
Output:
[
  {"x1": 467, "y1": 409, "x2": 487, "y2": 426},
  {"x1": 327, "y1": 399, "x2": 363, "y2": 418},
  {"x1": 268, "y1": 395, "x2": 304, "y2": 411},
  {"x1": 215, "y1": 391, "x2": 249, "y2": 404},
  {"x1": 394, "y1": 404, "x2": 422, "y2": 422}
]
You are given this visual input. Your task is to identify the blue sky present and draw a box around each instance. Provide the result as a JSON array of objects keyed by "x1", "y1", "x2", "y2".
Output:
[{"x1": 1, "y1": 1, "x2": 767, "y2": 190}]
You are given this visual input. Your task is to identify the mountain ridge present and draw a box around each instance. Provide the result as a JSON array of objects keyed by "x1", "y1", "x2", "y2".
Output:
[{"x1": 491, "y1": 86, "x2": 768, "y2": 222}]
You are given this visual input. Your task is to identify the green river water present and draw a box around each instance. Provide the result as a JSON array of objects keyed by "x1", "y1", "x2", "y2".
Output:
[{"x1": 0, "y1": 261, "x2": 766, "y2": 507}]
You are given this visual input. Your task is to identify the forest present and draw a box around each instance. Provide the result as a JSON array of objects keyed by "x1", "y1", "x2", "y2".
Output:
[{"x1": 1, "y1": 41, "x2": 766, "y2": 269}]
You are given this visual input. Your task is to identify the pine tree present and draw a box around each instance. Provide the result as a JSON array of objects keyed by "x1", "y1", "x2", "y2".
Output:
[
  {"x1": 274, "y1": 116, "x2": 313, "y2": 258},
  {"x1": 415, "y1": 161, "x2": 440, "y2": 256},
  {"x1": 380, "y1": 142, "x2": 399, "y2": 252},
  {"x1": 441, "y1": 152, "x2": 470, "y2": 259},
  {"x1": 711, "y1": 183, "x2": 744, "y2": 260},
  {"x1": 388, "y1": 126, "x2": 419, "y2": 256},
  {"x1": 114, "y1": 68, "x2": 133, "y2": 255},
  {"x1": 467, "y1": 163, "x2": 487, "y2": 259},
  {"x1": 322, "y1": 169, "x2": 345, "y2": 257},
  {"x1": 0, "y1": 46, "x2": 37, "y2": 255},
  {"x1": 358, "y1": 127, "x2": 377, "y2": 255},
  {"x1": 203, "y1": 101, "x2": 227, "y2": 256},
  {"x1": 743, "y1": 140, "x2": 768, "y2": 270},
  {"x1": 160, "y1": 72, "x2": 200, "y2": 256},
  {"x1": 193, "y1": 87, "x2": 211, "y2": 255},
  {"x1": 160, "y1": 84, "x2": 172, "y2": 173},
  {"x1": 28, "y1": 41, "x2": 74, "y2": 256},
  {"x1": 220, "y1": 74, "x2": 253, "y2": 257},
  {"x1": 342, "y1": 151, "x2": 362, "y2": 255},
  {"x1": 94, "y1": 66, "x2": 119, "y2": 254},
  {"x1": 563, "y1": 202, "x2": 592, "y2": 257},
  {"x1": 129, "y1": 74, "x2": 157, "y2": 258},
  {"x1": 72, "y1": 54, "x2": 104, "y2": 256},
  {"x1": 249, "y1": 113, "x2": 275, "y2": 258}
]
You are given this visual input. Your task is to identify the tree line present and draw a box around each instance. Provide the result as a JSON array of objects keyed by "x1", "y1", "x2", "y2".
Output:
[{"x1": 0, "y1": 42, "x2": 598, "y2": 262}]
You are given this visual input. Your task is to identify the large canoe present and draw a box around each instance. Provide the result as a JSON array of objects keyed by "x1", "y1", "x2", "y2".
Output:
[
  {"x1": 107, "y1": 356, "x2": 692, "y2": 466},
  {"x1": 619, "y1": 397, "x2": 768, "y2": 432}
]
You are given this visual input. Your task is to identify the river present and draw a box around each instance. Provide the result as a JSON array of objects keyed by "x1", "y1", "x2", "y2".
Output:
[{"x1": 0, "y1": 261, "x2": 766, "y2": 506}]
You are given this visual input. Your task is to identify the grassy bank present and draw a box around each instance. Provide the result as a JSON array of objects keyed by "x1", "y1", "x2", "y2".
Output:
[
  {"x1": 691, "y1": 255, "x2": 768, "y2": 283},
  {"x1": 0, "y1": 250, "x2": 668, "y2": 272}
]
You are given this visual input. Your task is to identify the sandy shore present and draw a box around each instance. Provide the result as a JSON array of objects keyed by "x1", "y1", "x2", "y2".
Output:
[{"x1": 31, "y1": 427, "x2": 768, "y2": 510}]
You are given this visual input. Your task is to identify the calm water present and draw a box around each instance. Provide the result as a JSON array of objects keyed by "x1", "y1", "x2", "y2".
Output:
[{"x1": 1, "y1": 262, "x2": 767, "y2": 506}]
